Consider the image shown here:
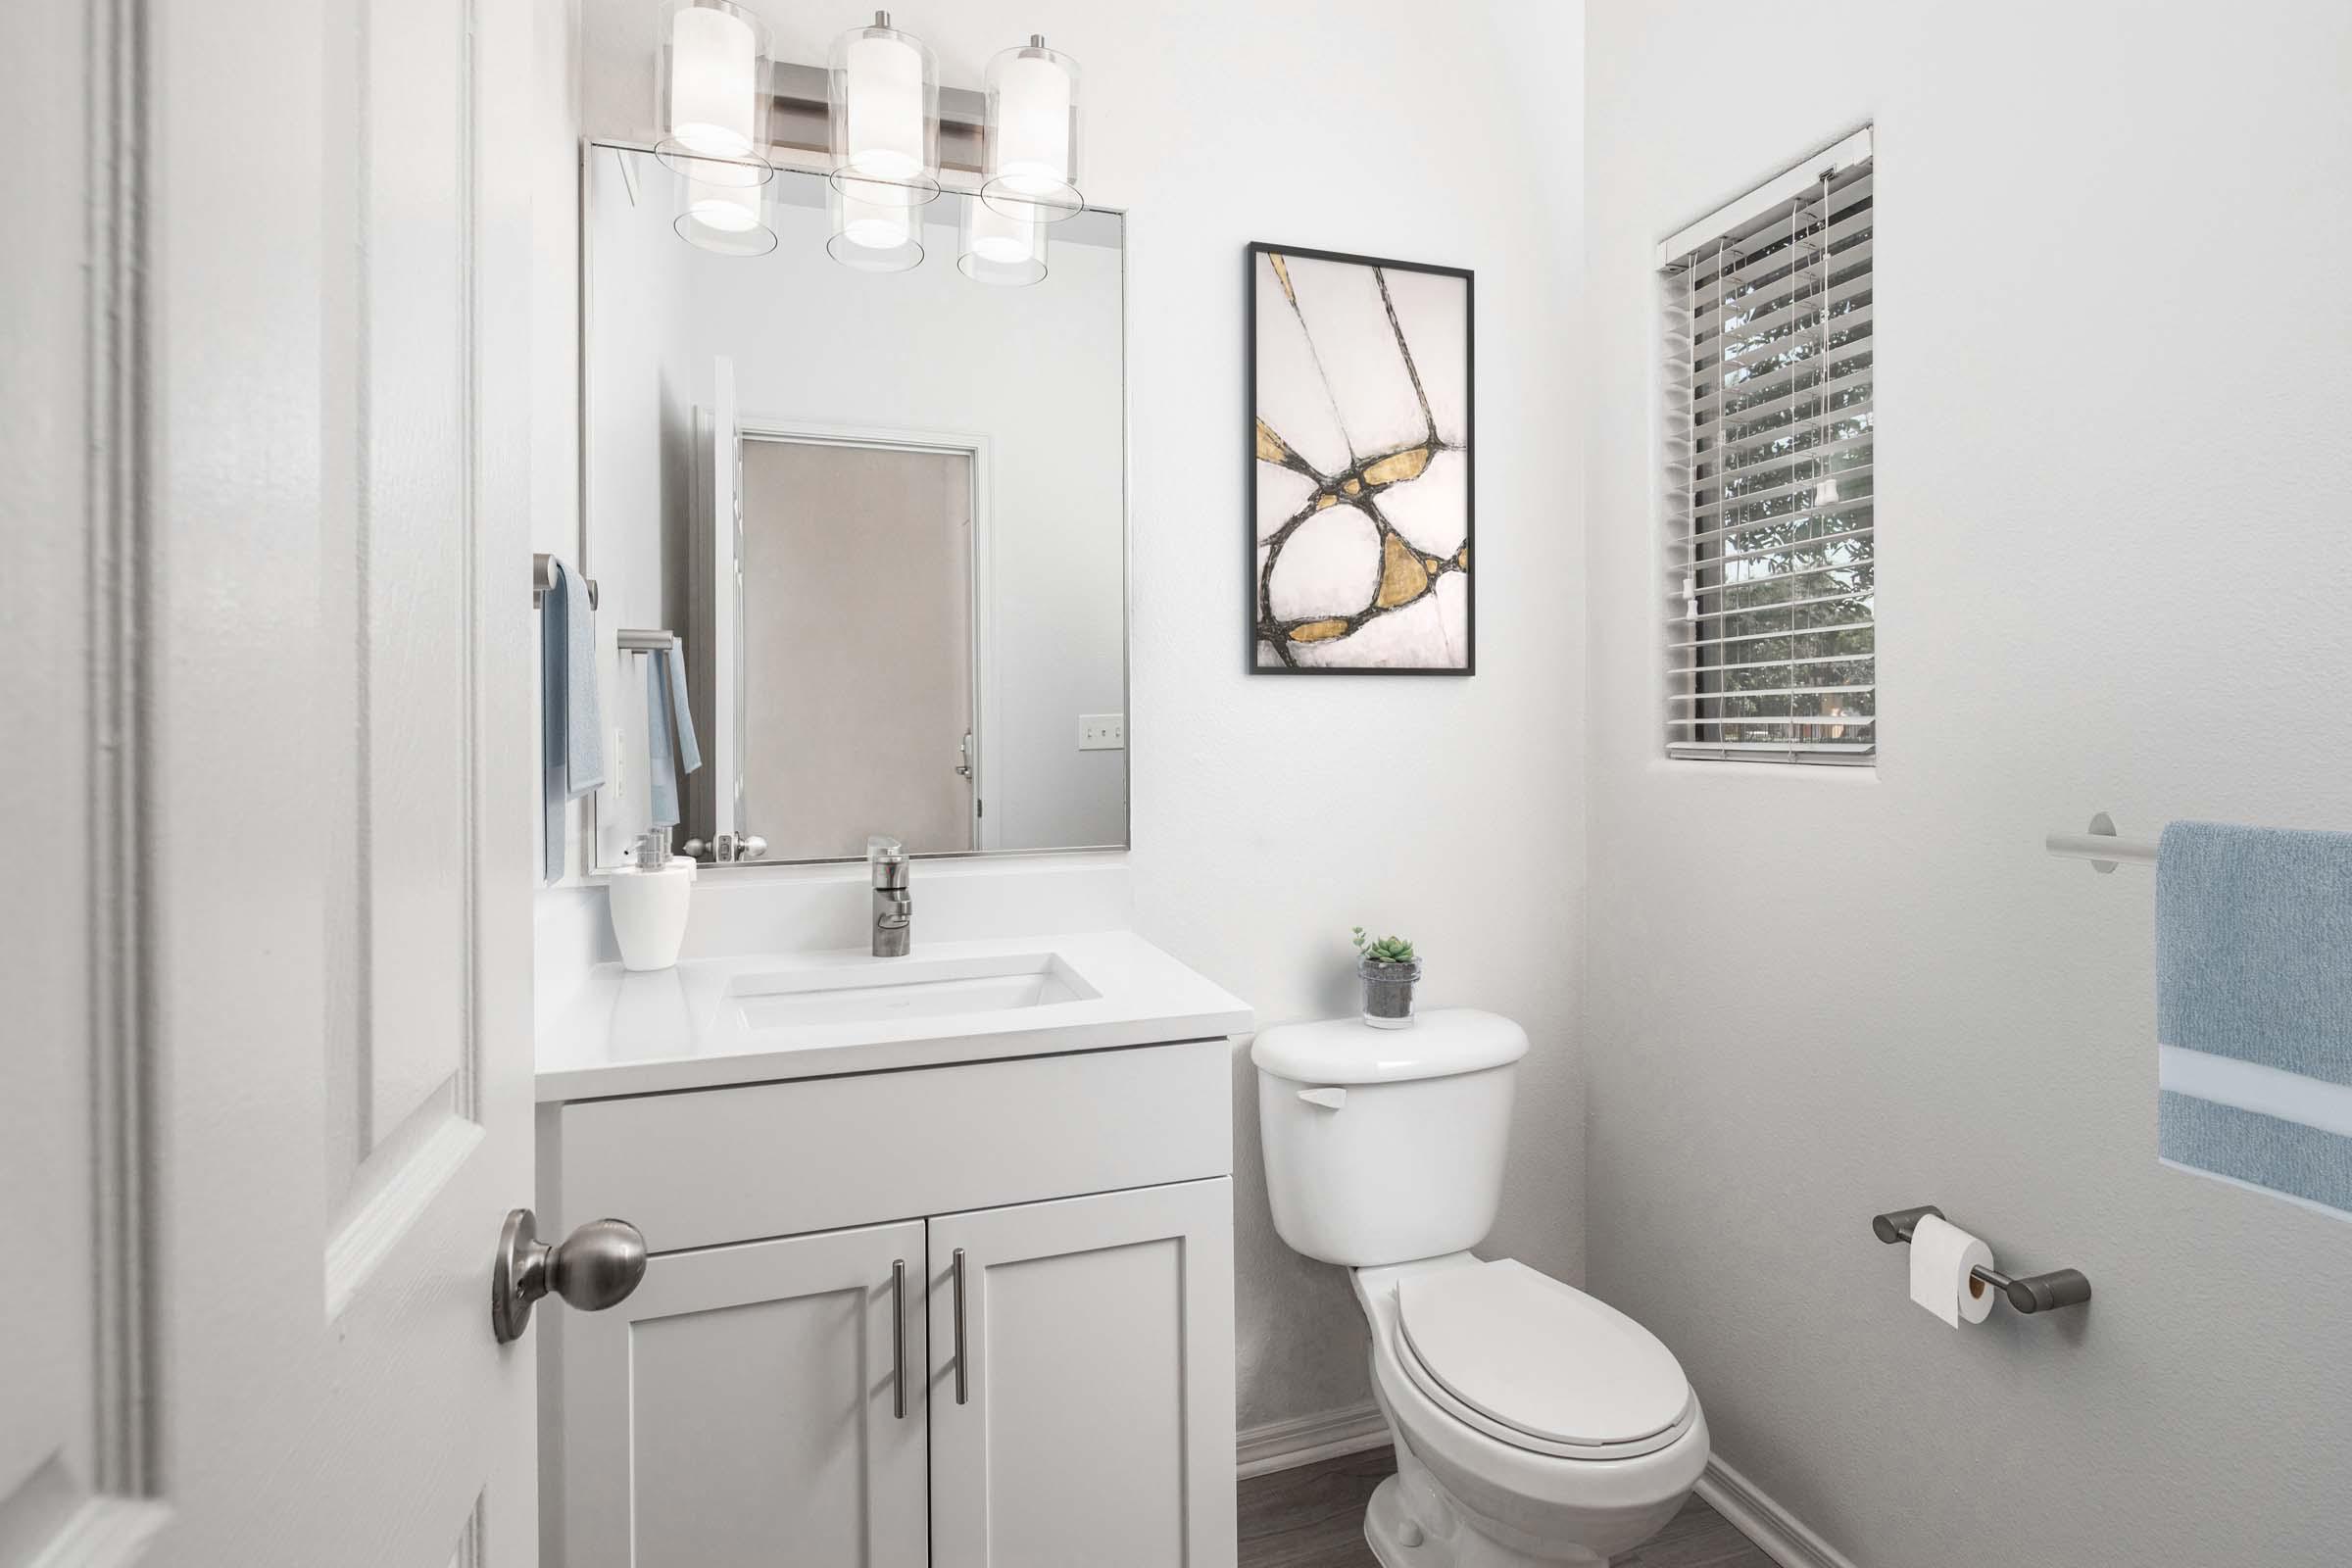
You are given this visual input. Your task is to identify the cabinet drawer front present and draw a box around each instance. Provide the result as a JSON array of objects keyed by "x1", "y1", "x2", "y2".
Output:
[{"x1": 558, "y1": 1040, "x2": 1232, "y2": 1252}]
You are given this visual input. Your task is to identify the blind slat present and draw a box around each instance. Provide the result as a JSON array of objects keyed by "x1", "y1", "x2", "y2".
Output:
[
  {"x1": 1664, "y1": 497, "x2": 1874, "y2": 550},
  {"x1": 1667, "y1": 618, "x2": 1875, "y2": 653},
  {"x1": 1666, "y1": 717, "x2": 1877, "y2": 731},
  {"x1": 1690, "y1": 462, "x2": 1874, "y2": 519},
  {"x1": 1693, "y1": 270, "x2": 1875, "y2": 356},
  {"x1": 1704, "y1": 304, "x2": 1874, "y2": 377},
  {"x1": 1670, "y1": 650, "x2": 1873, "y2": 677},
  {"x1": 1702, "y1": 426, "x2": 1876, "y2": 483},
  {"x1": 1668, "y1": 685, "x2": 1873, "y2": 705},
  {"x1": 1690, "y1": 344, "x2": 1872, "y2": 413},
  {"x1": 1671, "y1": 524, "x2": 1873, "y2": 571}
]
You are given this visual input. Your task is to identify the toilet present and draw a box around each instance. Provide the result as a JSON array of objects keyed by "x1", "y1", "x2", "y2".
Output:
[{"x1": 1253, "y1": 1008, "x2": 1709, "y2": 1568}]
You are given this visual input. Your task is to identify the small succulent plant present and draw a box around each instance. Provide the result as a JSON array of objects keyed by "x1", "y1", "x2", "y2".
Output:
[{"x1": 1351, "y1": 926, "x2": 1417, "y2": 965}]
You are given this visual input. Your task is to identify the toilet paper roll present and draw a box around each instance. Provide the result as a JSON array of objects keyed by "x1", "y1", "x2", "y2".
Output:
[{"x1": 1908, "y1": 1214, "x2": 1995, "y2": 1327}]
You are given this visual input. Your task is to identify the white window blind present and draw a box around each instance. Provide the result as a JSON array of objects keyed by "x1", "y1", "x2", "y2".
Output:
[{"x1": 1660, "y1": 129, "x2": 1875, "y2": 764}]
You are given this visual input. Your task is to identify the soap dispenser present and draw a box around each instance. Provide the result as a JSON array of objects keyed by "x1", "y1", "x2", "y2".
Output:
[{"x1": 608, "y1": 827, "x2": 695, "y2": 971}]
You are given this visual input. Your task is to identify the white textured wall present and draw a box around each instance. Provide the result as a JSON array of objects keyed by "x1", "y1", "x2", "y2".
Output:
[
  {"x1": 1582, "y1": 3, "x2": 2352, "y2": 1563},
  {"x1": 574, "y1": 0, "x2": 1589, "y2": 1431}
]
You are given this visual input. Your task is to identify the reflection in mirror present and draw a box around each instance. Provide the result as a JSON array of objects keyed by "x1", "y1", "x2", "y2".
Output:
[{"x1": 583, "y1": 144, "x2": 1127, "y2": 867}]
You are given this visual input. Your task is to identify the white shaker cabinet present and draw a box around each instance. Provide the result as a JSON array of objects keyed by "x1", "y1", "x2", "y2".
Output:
[
  {"x1": 562, "y1": 1219, "x2": 930, "y2": 1568},
  {"x1": 539, "y1": 1038, "x2": 1239, "y2": 1568},
  {"x1": 929, "y1": 1180, "x2": 1238, "y2": 1568}
]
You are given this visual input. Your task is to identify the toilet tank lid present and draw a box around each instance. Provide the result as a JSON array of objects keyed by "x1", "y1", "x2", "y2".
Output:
[{"x1": 1250, "y1": 1008, "x2": 1528, "y2": 1085}]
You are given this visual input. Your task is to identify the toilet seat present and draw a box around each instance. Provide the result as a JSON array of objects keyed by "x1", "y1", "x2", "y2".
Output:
[{"x1": 1395, "y1": 1258, "x2": 1695, "y2": 1461}]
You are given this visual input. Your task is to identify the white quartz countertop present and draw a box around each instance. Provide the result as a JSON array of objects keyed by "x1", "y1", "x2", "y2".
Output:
[{"x1": 536, "y1": 930, "x2": 1253, "y2": 1102}]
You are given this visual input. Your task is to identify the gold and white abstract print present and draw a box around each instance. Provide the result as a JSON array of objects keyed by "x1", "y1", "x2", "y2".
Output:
[{"x1": 1251, "y1": 245, "x2": 1472, "y2": 673}]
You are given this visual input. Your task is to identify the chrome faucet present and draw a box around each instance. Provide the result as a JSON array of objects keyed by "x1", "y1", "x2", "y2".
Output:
[{"x1": 868, "y1": 836, "x2": 911, "y2": 956}]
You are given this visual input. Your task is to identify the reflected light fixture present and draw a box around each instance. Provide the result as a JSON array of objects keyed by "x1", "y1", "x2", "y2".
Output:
[
  {"x1": 828, "y1": 12, "x2": 941, "y2": 204},
  {"x1": 982, "y1": 35, "x2": 1081, "y2": 222},
  {"x1": 673, "y1": 159, "x2": 777, "y2": 256},
  {"x1": 827, "y1": 173, "x2": 926, "y2": 272},
  {"x1": 658, "y1": 0, "x2": 771, "y2": 172},
  {"x1": 957, "y1": 196, "x2": 1048, "y2": 286}
]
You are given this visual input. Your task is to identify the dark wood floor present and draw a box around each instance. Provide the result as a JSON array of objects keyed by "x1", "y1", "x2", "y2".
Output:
[{"x1": 1238, "y1": 1446, "x2": 1775, "y2": 1568}]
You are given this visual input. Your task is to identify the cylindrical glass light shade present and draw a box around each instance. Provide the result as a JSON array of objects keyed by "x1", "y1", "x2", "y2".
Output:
[
  {"x1": 656, "y1": 0, "x2": 771, "y2": 180},
  {"x1": 673, "y1": 160, "x2": 776, "y2": 256},
  {"x1": 826, "y1": 174, "x2": 926, "y2": 272},
  {"x1": 827, "y1": 12, "x2": 941, "y2": 205},
  {"x1": 982, "y1": 35, "x2": 1081, "y2": 222},
  {"x1": 956, "y1": 194, "x2": 1048, "y2": 286}
]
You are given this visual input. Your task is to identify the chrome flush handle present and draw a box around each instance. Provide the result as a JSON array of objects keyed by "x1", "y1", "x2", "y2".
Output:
[{"x1": 491, "y1": 1208, "x2": 648, "y2": 1344}]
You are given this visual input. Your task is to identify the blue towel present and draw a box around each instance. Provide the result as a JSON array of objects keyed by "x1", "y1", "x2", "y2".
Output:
[
  {"x1": 644, "y1": 638, "x2": 701, "y2": 830},
  {"x1": 539, "y1": 559, "x2": 605, "y2": 884},
  {"x1": 2156, "y1": 820, "x2": 2352, "y2": 1219}
]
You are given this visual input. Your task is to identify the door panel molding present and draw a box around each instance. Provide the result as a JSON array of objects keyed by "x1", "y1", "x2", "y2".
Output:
[{"x1": 0, "y1": 0, "x2": 167, "y2": 1555}]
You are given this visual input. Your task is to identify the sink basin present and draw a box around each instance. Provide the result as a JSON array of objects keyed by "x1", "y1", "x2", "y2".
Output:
[{"x1": 732, "y1": 953, "x2": 1100, "y2": 1031}]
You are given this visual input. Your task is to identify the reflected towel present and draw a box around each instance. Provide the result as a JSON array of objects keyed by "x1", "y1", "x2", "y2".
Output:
[
  {"x1": 2156, "y1": 820, "x2": 2352, "y2": 1219},
  {"x1": 540, "y1": 558, "x2": 605, "y2": 884},
  {"x1": 645, "y1": 638, "x2": 701, "y2": 829}
]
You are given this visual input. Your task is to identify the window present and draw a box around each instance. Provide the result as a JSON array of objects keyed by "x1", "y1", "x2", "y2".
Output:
[{"x1": 1660, "y1": 128, "x2": 1875, "y2": 764}]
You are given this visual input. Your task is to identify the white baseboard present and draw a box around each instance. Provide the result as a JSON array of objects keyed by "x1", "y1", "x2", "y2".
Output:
[
  {"x1": 1236, "y1": 1400, "x2": 1391, "y2": 1479},
  {"x1": 1694, "y1": 1456, "x2": 1858, "y2": 1568}
]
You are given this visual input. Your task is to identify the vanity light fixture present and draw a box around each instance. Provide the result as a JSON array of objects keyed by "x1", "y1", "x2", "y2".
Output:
[
  {"x1": 981, "y1": 35, "x2": 1082, "y2": 223},
  {"x1": 956, "y1": 195, "x2": 1048, "y2": 286},
  {"x1": 656, "y1": 0, "x2": 772, "y2": 174},
  {"x1": 826, "y1": 172, "x2": 926, "y2": 272},
  {"x1": 828, "y1": 12, "x2": 942, "y2": 205}
]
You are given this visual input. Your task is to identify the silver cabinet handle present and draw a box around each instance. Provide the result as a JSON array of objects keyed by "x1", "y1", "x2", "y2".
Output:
[
  {"x1": 952, "y1": 1247, "x2": 969, "y2": 1405},
  {"x1": 891, "y1": 1258, "x2": 908, "y2": 1419},
  {"x1": 491, "y1": 1207, "x2": 647, "y2": 1345}
]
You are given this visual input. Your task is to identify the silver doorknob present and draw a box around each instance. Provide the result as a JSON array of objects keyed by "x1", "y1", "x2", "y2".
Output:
[{"x1": 491, "y1": 1207, "x2": 647, "y2": 1344}]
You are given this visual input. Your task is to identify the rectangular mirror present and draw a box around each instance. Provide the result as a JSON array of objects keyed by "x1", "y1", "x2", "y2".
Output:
[{"x1": 581, "y1": 143, "x2": 1129, "y2": 868}]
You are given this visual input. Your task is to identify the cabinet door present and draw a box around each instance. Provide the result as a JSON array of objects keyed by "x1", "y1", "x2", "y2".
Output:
[
  {"x1": 563, "y1": 1219, "x2": 928, "y2": 1568},
  {"x1": 929, "y1": 1178, "x2": 1237, "y2": 1568}
]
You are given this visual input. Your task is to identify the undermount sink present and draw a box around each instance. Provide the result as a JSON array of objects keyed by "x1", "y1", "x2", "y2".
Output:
[{"x1": 732, "y1": 952, "x2": 1101, "y2": 1031}]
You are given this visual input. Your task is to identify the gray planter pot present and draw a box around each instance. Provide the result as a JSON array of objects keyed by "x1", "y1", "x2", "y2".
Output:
[{"x1": 1359, "y1": 957, "x2": 1421, "y2": 1029}]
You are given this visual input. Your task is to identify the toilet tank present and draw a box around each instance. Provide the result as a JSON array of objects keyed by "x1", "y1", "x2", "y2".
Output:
[{"x1": 1251, "y1": 1008, "x2": 1530, "y2": 1266}]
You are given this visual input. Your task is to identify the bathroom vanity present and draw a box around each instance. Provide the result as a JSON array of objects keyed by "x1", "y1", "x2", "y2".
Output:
[
  {"x1": 542, "y1": 121, "x2": 1207, "y2": 1564},
  {"x1": 534, "y1": 931, "x2": 1250, "y2": 1567}
]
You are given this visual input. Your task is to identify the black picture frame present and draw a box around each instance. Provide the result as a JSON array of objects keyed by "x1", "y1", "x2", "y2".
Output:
[{"x1": 1246, "y1": 240, "x2": 1475, "y2": 677}]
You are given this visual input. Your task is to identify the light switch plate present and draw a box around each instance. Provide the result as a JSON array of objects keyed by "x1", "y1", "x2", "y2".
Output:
[{"x1": 1079, "y1": 712, "x2": 1126, "y2": 751}]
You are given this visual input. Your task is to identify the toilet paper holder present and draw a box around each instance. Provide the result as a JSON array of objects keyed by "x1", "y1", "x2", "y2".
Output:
[{"x1": 1872, "y1": 1205, "x2": 2093, "y2": 1314}]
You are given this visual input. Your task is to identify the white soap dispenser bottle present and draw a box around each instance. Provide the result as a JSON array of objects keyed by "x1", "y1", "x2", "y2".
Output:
[{"x1": 608, "y1": 828, "x2": 695, "y2": 971}]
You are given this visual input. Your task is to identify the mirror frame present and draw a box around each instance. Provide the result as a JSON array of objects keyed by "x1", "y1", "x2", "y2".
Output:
[{"x1": 575, "y1": 137, "x2": 1133, "y2": 872}]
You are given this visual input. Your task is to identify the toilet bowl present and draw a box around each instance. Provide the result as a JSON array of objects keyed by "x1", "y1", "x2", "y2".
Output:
[
  {"x1": 1251, "y1": 1010, "x2": 1709, "y2": 1567},
  {"x1": 1352, "y1": 1255, "x2": 1708, "y2": 1566}
]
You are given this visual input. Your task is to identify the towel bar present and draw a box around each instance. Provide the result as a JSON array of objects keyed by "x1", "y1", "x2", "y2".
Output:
[
  {"x1": 533, "y1": 553, "x2": 599, "y2": 612},
  {"x1": 1872, "y1": 1205, "x2": 2092, "y2": 1314},
  {"x1": 2045, "y1": 810, "x2": 2157, "y2": 873},
  {"x1": 617, "y1": 628, "x2": 676, "y2": 654}
]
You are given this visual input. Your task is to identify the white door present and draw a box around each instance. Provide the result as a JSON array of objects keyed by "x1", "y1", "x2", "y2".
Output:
[
  {"x1": 928, "y1": 1181, "x2": 1239, "y2": 1568},
  {"x1": 1, "y1": 2, "x2": 562, "y2": 1564},
  {"x1": 562, "y1": 1223, "x2": 930, "y2": 1568}
]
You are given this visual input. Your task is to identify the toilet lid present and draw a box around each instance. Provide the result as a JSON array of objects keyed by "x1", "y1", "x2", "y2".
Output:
[{"x1": 1397, "y1": 1259, "x2": 1692, "y2": 1452}]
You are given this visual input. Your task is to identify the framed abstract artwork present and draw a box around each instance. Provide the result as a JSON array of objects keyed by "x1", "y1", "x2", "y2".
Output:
[{"x1": 1249, "y1": 242, "x2": 1474, "y2": 675}]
